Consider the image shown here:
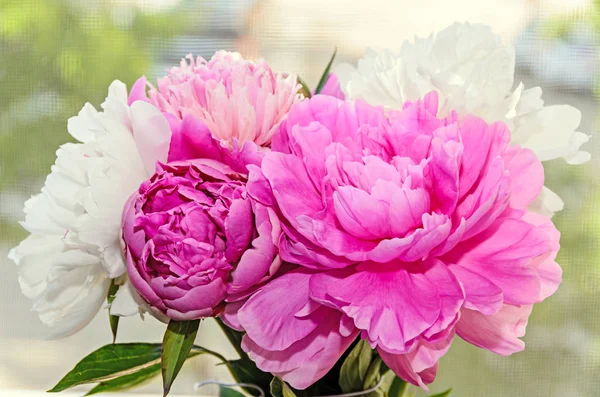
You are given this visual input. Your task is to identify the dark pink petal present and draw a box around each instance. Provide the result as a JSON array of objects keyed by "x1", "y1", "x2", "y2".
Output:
[
  {"x1": 367, "y1": 212, "x2": 452, "y2": 263},
  {"x1": 454, "y1": 156, "x2": 511, "y2": 240},
  {"x1": 378, "y1": 328, "x2": 454, "y2": 390},
  {"x1": 224, "y1": 197, "x2": 253, "y2": 262},
  {"x1": 333, "y1": 186, "x2": 390, "y2": 240},
  {"x1": 310, "y1": 260, "x2": 462, "y2": 353},
  {"x1": 446, "y1": 216, "x2": 555, "y2": 306},
  {"x1": 166, "y1": 115, "x2": 223, "y2": 163},
  {"x1": 278, "y1": 228, "x2": 353, "y2": 269},
  {"x1": 449, "y1": 265, "x2": 503, "y2": 315},
  {"x1": 428, "y1": 137, "x2": 461, "y2": 214},
  {"x1": 457, "y1": 116, "x2": 509, "y2": 199},
  {"x1": 221, "y1": 300, "x2": 245, "y2": 331},
  {"x1": 128, "y1": 76, "x2": 149, "y2": 105},
  {"x1": 238, "y1": 271, "x2": 325, "y2": 351},
  {"x1": 261, "y1": 152, "x2": 323, "y2": 232},
  {"x1": 242, "y1": 314, "x2": 358, "y2": 390},
  {"x1": 289, "y1": 122, "x2": 333, "y2": 188},
  {"x1": 227, "y1": 204, "x2": 282, "y2": 294}
]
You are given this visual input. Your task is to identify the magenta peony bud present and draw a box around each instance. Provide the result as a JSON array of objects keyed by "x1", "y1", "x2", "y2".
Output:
[{"x1": 122, "y1": 159, "x2": 280, "y2": 321}]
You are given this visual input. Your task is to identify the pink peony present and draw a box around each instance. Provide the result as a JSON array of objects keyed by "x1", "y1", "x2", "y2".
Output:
[
  {"x1": 234, "y1": 92, "x2": 561, "y2": 389},
  {"x1": 122, "y1": 159, "x2": 280, "y2": 321},
  {"x1": 129, "y1": 51, "x2": 301, "y2": 149}
]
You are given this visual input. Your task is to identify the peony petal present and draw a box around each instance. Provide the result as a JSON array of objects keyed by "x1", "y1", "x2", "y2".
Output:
[
  {"x1": 310, "y1": 260, "x2": 462, "y2": 353},
  {"x1": 110, "y1": 281, "x2": 142, "y2": 317},
  {"x1": 379, "y1": 329, "x2": 455, "y2": 390},
  {"x1": 130, "y1": 101, "x2": 171, "y2": 176},
  {"x1": 457, "y1": 304, "x2": 532, "y2": 355},
  {"x1": 445, "y1": 216, "x2": 555, "y2": 306},
  {"x1": 449, "y1": 265, "x2": 503, "y2": 315},
  {"x1": 128, "y1": 76, "x2": 148, "y2": 105},
  {"x1": 238, "y1": 271, "x2": 324, "y2": 351},
  {"x1": 261, "y1": 152, "x2": 324, "y2": 232},
  {"x1": 502, "y1": 146, "x2": 544, "y2": 209}
]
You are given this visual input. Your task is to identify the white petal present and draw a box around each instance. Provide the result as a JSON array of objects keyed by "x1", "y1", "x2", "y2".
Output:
[
  {"x1": 10, "y1": 81, "x2": 163, "y2": 337},
  {"x1": 110, "y1": 281, "x2": 142, "y2": 317},
  {"x1": 334, "y1": 63, "x2": 358, "y2": 96},
  {"x1": 130, "y1": 100, "x2": 171, "y2": 176},
  {"x1": 67, "y1": 103, "x2": 100, "y2": 143},
  {"x1": 101, "y1": 243, "x2": 127, "y2": 279},
  {"x1": 46, "y1": 272, "x2": 109, "y2": 339},
  {"x1": 528, "y1": 186, "x2": 565, "y2": 218},
  {"x1": 9, "y1": 234, "x2": 109, "y2": 338},
  {"x1": 342, "y1": 21, "x2": 590, "y2": 216}
]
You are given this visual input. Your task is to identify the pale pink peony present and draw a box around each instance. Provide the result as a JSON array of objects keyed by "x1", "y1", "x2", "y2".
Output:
[
  {"x1": 232, "y1": 92, "x2": 561, "y2": 389},
  {"x1": 129, "y1": 51, "x2": 301, "y2": 149}
]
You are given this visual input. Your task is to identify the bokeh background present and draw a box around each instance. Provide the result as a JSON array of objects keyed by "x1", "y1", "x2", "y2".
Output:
[{"x1": 1, "y1": 0, "x2": 599, "y2": 396}]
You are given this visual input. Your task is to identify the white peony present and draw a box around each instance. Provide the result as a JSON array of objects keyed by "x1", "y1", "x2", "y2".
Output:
[
  {"x1": 338, "y1": 22, "x2": 590, "y2": 216},
  {"x1": 9, "y1": 81, "x2": 171, "y2": 338}
]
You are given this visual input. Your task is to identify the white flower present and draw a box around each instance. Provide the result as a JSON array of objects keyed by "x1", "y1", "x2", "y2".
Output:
[
  {"x1": 9, "y1": 81, "x2": 171, "y2": 337},
  {"x1": 338, "y1": 22, "x2": 590, "y2": 216}
]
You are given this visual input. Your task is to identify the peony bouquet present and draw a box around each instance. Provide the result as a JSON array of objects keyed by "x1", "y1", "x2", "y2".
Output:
[{"x1": 10, "y1": 23, "x2": 589, "y2": 397}]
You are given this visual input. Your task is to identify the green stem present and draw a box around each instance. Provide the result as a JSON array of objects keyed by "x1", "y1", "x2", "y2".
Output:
[
  {"x1": 191, "y1": 344, "x2": 228, "y2": 364},
  {"x1": 107, "y1": 279, "x2": 120, "y2": 343},
  {"x1": 215, "y1": 317, "x2": 247, "y2": 359}
]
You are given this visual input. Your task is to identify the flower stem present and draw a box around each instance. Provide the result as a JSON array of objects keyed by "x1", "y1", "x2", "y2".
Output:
[{"x1": 215, "y1": 317, "x2": 247, "y2": 359}]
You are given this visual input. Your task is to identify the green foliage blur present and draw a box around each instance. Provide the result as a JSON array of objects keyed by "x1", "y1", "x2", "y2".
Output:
[{"x1": 0, "y1": 0, "x2": 190, "y2": 238}]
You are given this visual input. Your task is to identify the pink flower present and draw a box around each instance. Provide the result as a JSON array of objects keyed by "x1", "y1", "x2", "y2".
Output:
[
  {"x1": 129, "y1": 51, "x2": 301, "y2": 149},
  {"x1": 122, "y1": 159, "x2": 280, "y2": 321},
  {"x1": 236, "y1": 92, "x2": 561, "y2": 389}
]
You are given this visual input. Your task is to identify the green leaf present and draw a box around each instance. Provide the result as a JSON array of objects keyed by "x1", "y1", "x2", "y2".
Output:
[
  {"x1": 428, "y1": 389, "x2": 452, "y2": 397},
  {"x1": 161, "y1": 319, "x2": 200, "y2": 397},
  {"x1": 48, "y1": 343, "x2": 163, "y2": 392},
  {"x1": 297, "y1": 76, "x2": 312, "y2": 98},
  {"x1": 85, "y1": 362, "x2": 161, "y2": 395},
  {"x1": 107, "y1": 279, "x2": 120, "y2": 343},
  {"x1": 363, "y1": 356, "x2": 388, "y2": 397},
  {"x1": 314, "y1": 48, "x2": 337, "y2": 95},
  {"x1": 339, "y1": 339, "x2": 374, "y2": 392},
  {"x1": 388, "y1": 376, "x2": 409, "y2": 397},
  {"x1": 85, "y1": 349, "x2": 204, "y2": 395},
  {"x1": 220, "y1": 386, "x2": 248, "y2": 397},
  {"x1": 270, "y1": 377, "x2": 297, "y2": 397},
  {"x1": 363, "y1": 355, "x2": 383, "y2": 390}
]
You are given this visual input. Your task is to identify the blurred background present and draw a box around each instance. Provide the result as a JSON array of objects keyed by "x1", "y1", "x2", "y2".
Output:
[{"x1": 0, "y1": 0, "x2": 599, "y2": 396}]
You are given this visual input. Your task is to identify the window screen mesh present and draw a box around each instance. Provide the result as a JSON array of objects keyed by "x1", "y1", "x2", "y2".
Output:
[{"x1": 0, "y1": 1, "x2": 598, "y2": 396}]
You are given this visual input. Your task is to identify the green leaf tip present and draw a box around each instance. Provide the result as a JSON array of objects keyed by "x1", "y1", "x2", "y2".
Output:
[
  {"x1": 161, "y1": 319, "x2": 200, "y2": 396},
  {"x1": 339, "y1": 339, "x2": 374, "y2": 392},
  {"x1": 47, "y1": 343, "x2": 163, "y2": 393},
  {"x1": 314, "y1": 48, "x2": 338, "y2": 95},
  {"x1": 270, "y1": 377, "x2": 297, "y2": 397},
  {"x1": 428, "y1": 388, "x2": 452, "y2": 397},
  {"x1": 107, "y1": 279, "x2": 120, "y2": 343}
]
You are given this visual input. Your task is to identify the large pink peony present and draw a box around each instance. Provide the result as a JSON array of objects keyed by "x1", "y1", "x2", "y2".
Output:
[
  {"x1": 129, "y1": 51, "x2": 300, "y2": 149},
  {"x1": 233, "y1": 92, "x2": 561, "y2": 389}
]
